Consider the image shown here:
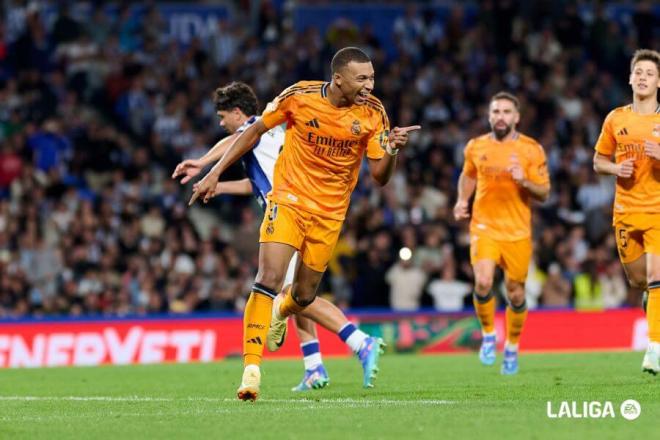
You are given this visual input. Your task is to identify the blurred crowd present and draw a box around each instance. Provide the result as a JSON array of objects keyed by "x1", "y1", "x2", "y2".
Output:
[{"x1": 0, "y1": 1, "x2": 657, "y2": 318}]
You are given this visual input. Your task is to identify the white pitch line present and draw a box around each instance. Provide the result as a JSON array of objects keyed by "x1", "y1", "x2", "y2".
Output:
[
  {"x1": 0, "y1": 396, "x2": 171, "y2": 402},
  {"x1": 224, "y1": 398, "x2": 455, "y2": 405},
  {"x1": 0, "y1": 396, "x2": 455, "y2": 405}
]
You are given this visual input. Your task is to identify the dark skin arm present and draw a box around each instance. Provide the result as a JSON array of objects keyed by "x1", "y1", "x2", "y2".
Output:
[{"x1": 368, "y1": 125, "x2": 421, "y2": 186}]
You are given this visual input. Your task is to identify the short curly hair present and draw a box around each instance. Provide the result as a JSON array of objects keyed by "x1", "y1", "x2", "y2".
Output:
[{"x1": 213, "y1": 82, "x2": 258, "y2": 116}]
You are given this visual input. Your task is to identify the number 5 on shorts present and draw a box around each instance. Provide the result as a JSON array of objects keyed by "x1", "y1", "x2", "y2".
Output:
[{"x1": 617, "y1": 227, "x2": 628, "y2": 250}]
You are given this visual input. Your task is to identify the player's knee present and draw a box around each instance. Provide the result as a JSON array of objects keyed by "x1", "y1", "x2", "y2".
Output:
[
  {"x1": 255, "y1": 268, "x2": 284, "y2": 292},
  {"x1": 628, "y1": 275, "x2": 647, "y2": 291},
  {"x1": 291, "y1": 286, "x2": 316, "y2": 307},
  {"x1": 474, "y1": 276, "x2": 493, "y2": 295},
  {"x1": 292, "y1": 279, "x2": 320, "y2": 305},
  {"x1": 647, "y1": 269, "x2": 660, "y2": 286},
  {"x1": 505, "y1": 279, "x2": 523, "y2": 292},
  {"x1": 507, "y1": 291, "x2": 525, "y2": 308}
]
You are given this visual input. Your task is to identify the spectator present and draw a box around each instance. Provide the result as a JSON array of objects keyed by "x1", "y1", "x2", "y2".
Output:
[
  {"x1": 386, "y1": 249, "x2": 428, "y2": 311},
  {"x1": 426, "y1": 253, "x2": 471, "y2": 311},
  {"x1": 0, "y1": 2, "x2": 645, "y2": 317},
  {"x1": 540, "y1": 263, "x2": 572, "y2": 307}
]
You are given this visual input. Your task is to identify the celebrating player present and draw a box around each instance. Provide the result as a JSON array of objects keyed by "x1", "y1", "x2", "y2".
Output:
[
  {"x1": 173, "y1": 81, "x2": 384, "y2": 391},
  {"x1": 454, "y1": 92, "x2": 550, "y2": 375},
  {"x1": 592, "y1": 49, "x2": 660, "y2": 375},
  {"x1": 189, "y1": 48, "x2": 420, "y2": 400}
]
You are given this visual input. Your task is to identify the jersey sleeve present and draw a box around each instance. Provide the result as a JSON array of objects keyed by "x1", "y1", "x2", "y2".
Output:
[
  {"x1": 594, "y1": 111, "x2": 616, "y2": 156},
  {"x1": 261, "y1": 84, "x2": 299, "y2": 129},
  {"x1": 526, "y1": 142, "x2": 550, "y2": 186},
  {"x1": 365, "y1": 106, "x2": 389, "y2": 160},
  {"x1": 461, "y1": 140, "x2": 477, "y2": 178}
]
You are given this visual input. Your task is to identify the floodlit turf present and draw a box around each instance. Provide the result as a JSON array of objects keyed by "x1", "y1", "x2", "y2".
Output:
[{"x1": 0, "y1": 352, "x2": 656, "y2": 439}]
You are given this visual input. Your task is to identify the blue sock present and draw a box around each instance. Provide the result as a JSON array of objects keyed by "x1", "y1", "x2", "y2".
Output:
[
  {"x1": 301, "y1": 339, "x2": 322, "y2": 370},
  {"x1": 338, "y1": 323, "x2": 369, "y2": 353}
]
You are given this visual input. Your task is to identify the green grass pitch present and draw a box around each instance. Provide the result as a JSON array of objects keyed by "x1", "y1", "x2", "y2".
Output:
[{"x1": 0, "y1": 352, "x2": 656, "y2": 439}]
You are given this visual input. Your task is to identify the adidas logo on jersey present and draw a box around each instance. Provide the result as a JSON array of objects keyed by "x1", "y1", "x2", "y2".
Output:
[
  {"x1": 306, "y1": 119, "x2": 320, "y2": 128},
  {"x1": 247, "y1": 336, "x2": 263, "y2": 345},
  {"x1": 616, "y1": 127, "x2": 628, "y2": 136}
]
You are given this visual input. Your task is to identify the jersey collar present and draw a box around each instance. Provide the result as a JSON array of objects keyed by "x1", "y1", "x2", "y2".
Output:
[{"x1": 489, "y1": 131, "x2": 519, "y2": 142}]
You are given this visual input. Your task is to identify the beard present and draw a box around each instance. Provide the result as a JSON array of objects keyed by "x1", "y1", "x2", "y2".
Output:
[{"x1": 492, "y1": 123, "x2": 512, "y2": 140}]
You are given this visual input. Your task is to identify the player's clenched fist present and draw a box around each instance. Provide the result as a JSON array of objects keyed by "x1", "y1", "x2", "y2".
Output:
[
  {"x1": 617, "y1": 159, "x2": 634, "y2": 178},
  {"x1": 508, "y1": 154, "x2": 525, "y2": 185},
  {"x1": 453, "y1": 199, "x2": 470, "y2": 221},
  {"x1": 644, "y1": 140, "x2": 660, "y2": 161}
]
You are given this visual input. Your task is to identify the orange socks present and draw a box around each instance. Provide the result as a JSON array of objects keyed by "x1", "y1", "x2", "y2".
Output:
[
  {"x1": 473, "y1": 291, "x2": 496, "y2": 334},
  {"x1": 278, "y1": 286, "x2": 307, "y2": 319},
  {"x1": 505, "y1": 300, "x2": 528, "y2": 346},
  {"x1": 243, "y1": 284, "x2": 276, "y2": 367},
  {"x1": 647, "y1": 282, "x2": 660, "y2": 343}
]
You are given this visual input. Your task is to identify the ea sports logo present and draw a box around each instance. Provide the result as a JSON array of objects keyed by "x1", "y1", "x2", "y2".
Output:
[{"x1": 620, "y1": 399, "x2": 641, "y2": 421}]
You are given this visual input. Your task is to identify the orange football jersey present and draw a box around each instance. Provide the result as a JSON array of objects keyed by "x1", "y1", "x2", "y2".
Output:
[
  {"x1": 261, "y1": 81, "x2": 389, "y2": 220},
  {"x1": 594, "y1": 104, "x2": 660, "y2": 217},
  {"x1": 462, "y1": 132, "x2": 549, "y2": 241}
]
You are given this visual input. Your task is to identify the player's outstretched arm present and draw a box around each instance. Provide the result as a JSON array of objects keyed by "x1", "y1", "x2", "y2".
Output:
[
  {"x1": 368, "y1": 125, "x2": 421, "y2": 186},
  {"x1": 196, "y1": 178, "x2": 253, "y2": 198},
  {"x1": 189, "y1": 119, "x2": 268, "y2": 205},
  {"x1": 453, "y1": 172, "x2": 476, "y2": 220},
  {"x1": 171, "y1": 133, "x2": 239, "y2": 184},
  {"x1": 593, "y1": 152, "x2": 634, "y2": 178}
]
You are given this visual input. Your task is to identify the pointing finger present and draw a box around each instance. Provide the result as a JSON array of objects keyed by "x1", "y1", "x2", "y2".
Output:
[
  {"x1": 188, "y1": 191, "x2": 200, "y2": 206},
  {"x1": 394, "y1": 125, "x2": 422, "y2": 134}
]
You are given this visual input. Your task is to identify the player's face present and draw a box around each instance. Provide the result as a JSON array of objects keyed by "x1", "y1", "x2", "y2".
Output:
[
  {"x1": 629, "y1": 60, "x2": 660, "y2": 99},
  {"x1": 335, "y1": 61, "x2": 375, "y2": 105},
  {"x1": 217, "y1": 109, "x2": 243, "y2": 134},
  {"x1": 488, "y1": 99, "x2": 520, "y2": 140}
]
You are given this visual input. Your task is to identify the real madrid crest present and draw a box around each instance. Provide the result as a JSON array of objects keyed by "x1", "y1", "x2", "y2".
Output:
[
  {"x1": 653, "y1": 123, "x2": 660, "y2": 137},
  {"x1": 351, "y1": 120, "x2": 361, "y2": 136},
  {"x1": 266, "y1": 222, "x2": 274, "y2": 235}
]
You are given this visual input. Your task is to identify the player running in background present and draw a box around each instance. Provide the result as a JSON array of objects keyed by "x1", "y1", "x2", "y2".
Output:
[
  {"x1": 189, "y1": 48, "x2": 419, "y2": 400},
  {"x1": 454, "y1": 92, "x2": 550, "y2": 375},
  {"x1": 592, "y1": 49, "x2": 660, "y2": 375},
  {"x1": 172, "y1": 81, "x2": 382, "y2": 391}
]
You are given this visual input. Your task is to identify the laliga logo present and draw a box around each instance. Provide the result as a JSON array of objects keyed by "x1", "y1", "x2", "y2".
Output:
[{"x1": 546, "y1": 399, "x2": 641, "y2": 420}]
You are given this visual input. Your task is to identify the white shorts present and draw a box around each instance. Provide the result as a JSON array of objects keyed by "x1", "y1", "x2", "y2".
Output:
[{"x1": 283, "y1": 252, "x2": 299, "y2": 286}]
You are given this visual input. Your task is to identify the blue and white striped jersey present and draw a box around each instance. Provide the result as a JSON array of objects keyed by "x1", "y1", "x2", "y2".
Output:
[{"x1": 236, "y1": 116, "x2": 285, "y2": 210}]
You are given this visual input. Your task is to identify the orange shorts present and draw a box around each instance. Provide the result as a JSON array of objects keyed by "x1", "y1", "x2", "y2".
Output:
[
  {"x1": 259, "y1": 200, "x2": 343, "y2": 272},
  {"x1": 614, "y1": 213, "x2": 660, "y2": 264},
  {"x1": 470, "y1": 234, "x2": 532, "y2": 283}
]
